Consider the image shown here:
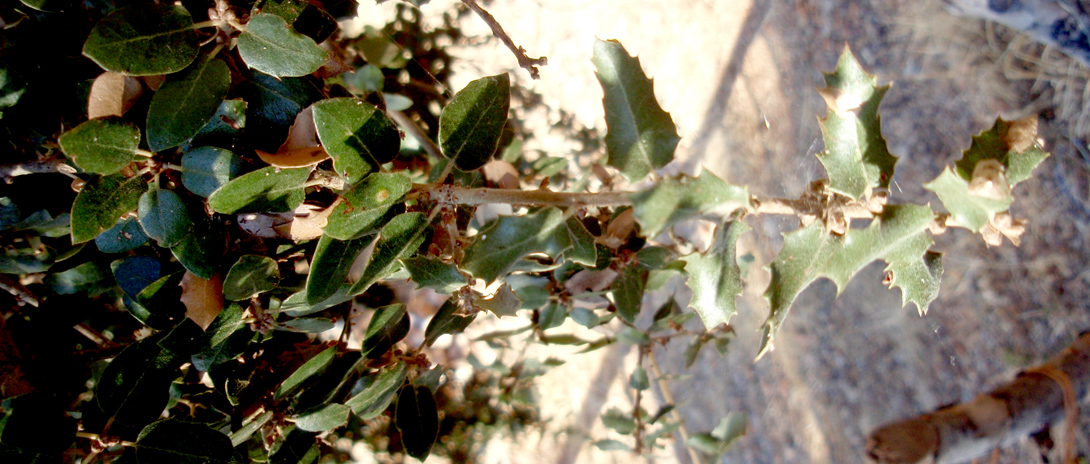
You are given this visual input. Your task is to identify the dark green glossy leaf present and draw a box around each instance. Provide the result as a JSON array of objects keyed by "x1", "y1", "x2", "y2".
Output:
[
  {"x1": 71, "y1": 173, "x2": 147, "y2": 244},
  {"x1": 157, "y1": 318, "x2": 206, "y2": 358},
  {"x1": 246, "y1": 72, "x2": 322, "y2": 151},
  {"x1": 136, "y1": 419, "x2": 233, "y2": 464},
  {"x1": 190, "y1": 99, "x2": 247, "y2": 147},
  {"x1": 223, "y1": 255, "x2": 280, "y2": 301},
  {"x1": 111, "y1": 256, "x2": 162, "y2": 299},
  {"x1": 423, "y1": 299, "x2": 474, "y2": 347},
  {"x1": 345, "y1": 362, "x2": 407, "y2": 419},
  {"x1": 593, "y1": 39, "x2": 679, "y2": 182},
  {"x1": 238, "y1": 14, "x2": 327, "y2": 78},
  {"x1": 269, "y1": 428, "x2": 318, "y2": 464},
  {"x1": 275, "y1": 346, "x2": 336, "y2": 399},
  {"x1": 45, "y1": 261, "x2": 111, "y2": 295},
  {"x1": 147, "y1": 58, "x2": 231, "y2": 151},
  {"x1": 0, "y1": 245, "x2": 55, "y2": 274},
  {"x1": 58, "y1": 117, "x2": 139, "y2": 174},
  {"x1": 312, "y1": 98, "x2": 400, "y2": 183},
  {"x1": 131, "y1": 272, "x2": 186, "y2": 329},
  {"x1": 462, "y1": 208, "x2": 596, "y2": 284},
  {"x1": 395, "y1": 385, "x2": 438, "y2": 460},
  {"x1": 181, "y1": 147, "x2": 245, "y2": 198},
  {"x1": 636, "y1": 246, "x2": 675, "y2": 270},
  {"x1": 96, "y1": 216, "x2": 150, "y2": 253},
  {"x1": 192, "y1": 304, "x2": 252, "y2": 371},
  {"x1": 293, "y1": 404, "x2": 350, "y2": 432},
  {"x1": 613, "y1": 264, "x2": 647, "y2": 323},
  {"x1": 207, "y1": 166, "x2": 311, "y2": 214},
  {"x1": 347, "y1": 212, "x2": 430, "y2": 296},
  {"x1": 323, "y1": 172, "x2": 410, "y2": 240},
  {"x1": 138, "y1": 188, "x2": 190, "y2": 247},
  {"x1": 361, "y1": 304, "x2": 410, "y2": 359},
  {"x1": 168, "y1": 212, "x2": 223, "y2": 279},
  {"x1": 681, "y1": 219, "x2": 749, "y2": 330},
  {"x1": 306, "y1": 234, "x2": 374, "y2": 305},
  {"x1": 82, "y1": 5, "x2": 199, "y2": 76},
  {"x1": 97, "y1": 336, "x2": 186, "y2": 428},
  {"x1": 630, "y1": 170, "x2": 749, "y2": 237},
  {"x1": 280, "y1": 291, "x2": 345, "y2": 317},
  {"x1": 438, "y1": 73, "x2": 510, "y2": 171},
  {"x1": 402, "y1": 257, "x2": 464, "y2": 294}
]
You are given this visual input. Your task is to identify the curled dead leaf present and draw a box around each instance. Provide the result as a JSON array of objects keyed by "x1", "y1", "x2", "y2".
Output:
[
  {"x1": 1003, "y1": 116, "x2": 1038, "y2": 153},
  {"x1": 564, "y1": 268, "x2": 618, "y2": 295},
  {"x1": 981, "y1": 212, "x2": 1027, "y2": 247},
  {"x1": 88, "y1": 72, "x2": 144, "y2": 119},
  {"x1": 238, "y1": 202, "x2": 339, "y2": 242},
  {"x1": 180, "y1": 272, "x2": 224, "y2": 330},
  {"x1": 604, "y1": 208, "x2": 636, "y2": 248},
  {"x1": 256, "y1": 106, "x2": 331, "y2": 168},
  {"x1": 967, "y1": 159, "x2": 1010, "y2": 200}
]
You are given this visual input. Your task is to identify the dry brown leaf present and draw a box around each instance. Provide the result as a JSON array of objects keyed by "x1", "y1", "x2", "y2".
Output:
[
  {"x1": 967, "y1": 159, "x2": 1010, "y2": 200},
  {"x1": 1003, "y1": 116, "x2": 1038, "y2": 153},
  {"x1": 256, "y1": 106, "x2": 331, "y2": 168},
  {"x1": 601, "y1": 207, "x2": 636, "y2": 249},
  {"x1": 564, "y1": 268, "x2": 618, "y2": 294},
  {"x1": 314, "y1": 40, "x2": 354, "y2": 79},
  {"x1": 88, "y1": 72, "x2": 144, "y2": 119},
  {"x1": 140, "y1": 74, "x2": 166, "y2": 91},
  {"x1": 180, "y1": 271, "x2": 224, "y2": 330},
  {"x1": 481, "y1": 159, "x2": 520, "y2": 189}
]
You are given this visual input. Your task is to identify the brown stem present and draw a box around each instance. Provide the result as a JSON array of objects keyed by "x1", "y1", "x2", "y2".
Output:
[
  {"x1": 0, "y1": 158, "x2": 77, "y2": 182},
  {"x1": 460, "y1": 0, "x2": 548, "y2": 79},
  {"x1": 648, "y1": 349, "x2": 702, "y2": 464},
  {"x1": 866, "y1": 332, "x2": 1090, "y2": 464}
]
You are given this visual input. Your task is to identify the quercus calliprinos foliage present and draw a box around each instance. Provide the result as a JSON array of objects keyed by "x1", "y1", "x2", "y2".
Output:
[{"x1": 0, "y1": 0, "x2": 1050, "y2": 463}]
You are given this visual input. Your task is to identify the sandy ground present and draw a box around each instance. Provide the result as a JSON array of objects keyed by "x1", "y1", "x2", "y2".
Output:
[{"x1": 353, "y1": 1, "x2": 1090, "y2": 463}]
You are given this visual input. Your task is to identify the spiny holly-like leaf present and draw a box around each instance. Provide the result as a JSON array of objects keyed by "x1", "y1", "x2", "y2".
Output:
[
  {"x1": 395, "y1": 385, "x2": 439, "y2": 460},
  {"x1": 147, "y1": 57, "x2": 231, "y2": 152},
  {"x1": 438, "y1": 73, "x2": 511, "y2": 172},
  {"x1": 630, "y1": 169, "x2": 749, "y2": 237},
  {"x1": 682, "y1": 219, "x2": 750, "y2": 330},
  {"x1": 306, "y1": 234, "x2": 374, "y2": 305},
  {"x1": 223, "y1": 255, "x2": 280, "y2": 301},
  {"x1": 815, "y1": 46, "x2": 897, "y2": 198},
  {"x1": 347, "y1": 212, "x2": 430, "y2": 296},
  {"x1": 180, "y1": 147, "x2": 245, "y2": 198},
  {"x1": 924, "y1": 117, "x2": 1049, "y2": 232},
  {"x1": 402, "y1": 257, "x2": 465, "y2": 294},
  {"x1": 323, "y1": 172, "x2": 410, "y2": 240},
  {"x1": 473, "y1": 284, "x2": 521, "y2": 318},
  {"x1": 345, "y1": 362, "x2": 407, "y2": 419},
  {"x1": 136, "y1": 419, "x2": 233, "y2": 464},
  {"x1": 71, "y1": 173, "x2": 148, "y2": 244},
  {"x1": 58, "y1": 116, "x2": 139, "y2": 175},
  {"x1": 758, "y1": 204, "x2": 939, "y2": 359},
  {"x1": 82, "y1": 5, "x2": 199, "y2": 76},
  {"x1": 593, "y1": 39, "x2": 679, "y2": 182},
  {"x1": 311, "y1": 98, "x2": 401, "y2": 184},
  {"x1": 237, "y1": 13, "x2": 327, "y2": 78},
  {"x1": 275, "y1": 346, "x2": 336, "y2": 399},
  {"x1": 207, "y1": 166, "x2": 311, "y2": 214},
  {"x1": 138, "y1": 187, "x2": 190, "y2": 247},
  {"x1": 462, "y1": 208, "x2": 597, "y2": 284}
]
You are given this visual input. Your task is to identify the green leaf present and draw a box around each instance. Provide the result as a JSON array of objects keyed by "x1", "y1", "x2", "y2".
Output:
[
  {"x1": 923, "y1": 167, "x2": 1011, "y2": 232},
  {"x1": 462, "y1": 208, "x2": 598, "y2": 284},
  {"x1": 630, "y1": 170, "x2": 749, "y2": 237},
  {"x1": 269, "y1": 428, "x2": 319, "y2": 464},
  {"x1": 473, "y1": 284, "x2": 522, "y2": 318},
  {"x1": 681, "y1": 219, "x2": 750, "y2": 330},
  {"x1": 438, "y1": 73, "x2": 511, "y2": 171},
  {"x1": 402, "y1": 257, "x2": 465, "y2": 294},
  {"x1": 361, "y1": 304, "x2": 410, "y2": 359},
  {"x1": 395, "y1": 385, "x2": 439, "y2": 460},
  {"x1": 229, "y1": 410, "x2": 273, "y2": 447},
  {"x1": 423, "y1": 299, "x2": 475, "y2": 347},
  {"x1": 322, "y1": 172, "x2": 410, "y2": 240},
  {"x1": 294, "y1": 404, "x2": 350, "y2": 432},
  {"x1": 570, "y1": 307, "x2": 600, "y2": 327},
  {"x1": 207, "y1": 166, "x2": 311, "y2": 214},
  {"x1": 138, "y1": 188, "x2": 190, "y2": 247},
  {"x1": 82, "y1": 5, "x2": 199, "y2": 76},
  {"x1": 190, "y1": 99, "x2": 247, "y2": 147},
  {"x1": 112, "y1": 256, "x2": 162, "y2": 299},
  {"x1": 58, "y1": 117, "x2": 139, "y2": 174},
  {"x1": 279, "y1": 317, "x2": 336, "y2": 333},
  {"x1": 311, "y1": 98, "x2": 401, "y2": 184},
  {"x1": 711, "y1": 412, "x2": 747, "y2": 447},
  {"x1": 345, "y1": 362, "x2": 408, "y2": 419},
  {"x1": 136, "y1": 419, "x2": 233, "y2": 464},
  {"x1": 815, "y1": 46, "x2": 897, "y2": 198},
  {"x1": 306, "y1": 234, "x2": 374, "y2": 305},
  {"x1": 0, "y1": 64, "x2": 27, "y2": 110},
  {"x1": 602, "y1": 408, "x2": 636, "y2": 434},
  {"x1": 592, "y1": 39, "x2": 679, "y2": 182},
  {"x1": 97, "y1": 335, "x2": 186, "y2": 427},
  {"x1": 953, "y1": 118, "x2": 1050, "y2": 185},
  {"x1": 131, "y1": 272, "x2": 187, "y2": 329},
  {"x1": 46, "y1": 261, "x2": 111, "y2": 295},
  {"x1": 275, "y1": 346, "x2": 336, "y2": 399},
  {"x1": 147, "y1": 57, "x2": 231, "y2": 151},
  {"x1": 96, "y1": 216, "x2": 150, "y2": 253},
  {"x1": 180, "y1": 147, "x2": 245, "y2": 198},
  {"x1": 629, "y1": 366, "x2": 649, "y2": 391},
  {"x1": 612, "y1": 264, "x2": 647, "y2": 323},
  {"x1": 246, "y1": 72, "x2": 323, "y2": 146},
  {"x1": 223, "y1": 255, "x2": 280, "y2": 300},
  {"x1": 238, "y1": 13, "x2": 327, "y2": 78},
  {"x1": 758, "y1": 204, "x2": 940, "y2": 358},
  {"x1": 192, "y1": 304, "x2": 252, "y2": 371},
  {"x1": 347, "y1": 212, "x2": 430, "y2": 296},
  {"x1": 71, "y1": 173, "x2": 148, "y2": 244},
  {"x1": 538, "y1": 303, "x2": 566, "y2": 330},
  {"x1": 168, "y1": 214, "x2": 223, "y2": 279}
]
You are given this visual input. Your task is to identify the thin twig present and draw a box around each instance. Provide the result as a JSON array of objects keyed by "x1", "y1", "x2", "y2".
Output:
[
  {"x1": 633, "y1": 347, "x2": 646, "y2": 454},
  {"x1": 417, "y1": 183, "x2": 633, "y2": 207},
  {"x1": 0, "y1": 159, "x2": 77, "y2": 183},
  {"x1": 648, "y1": 349, "x2": 701, "y2": 464},
  {"x1": 460, "y1": 0, "x2": 548, "y2": 79},
  {"x1": 0, "y1": 274, "x2": 39, "y2": 307}
]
